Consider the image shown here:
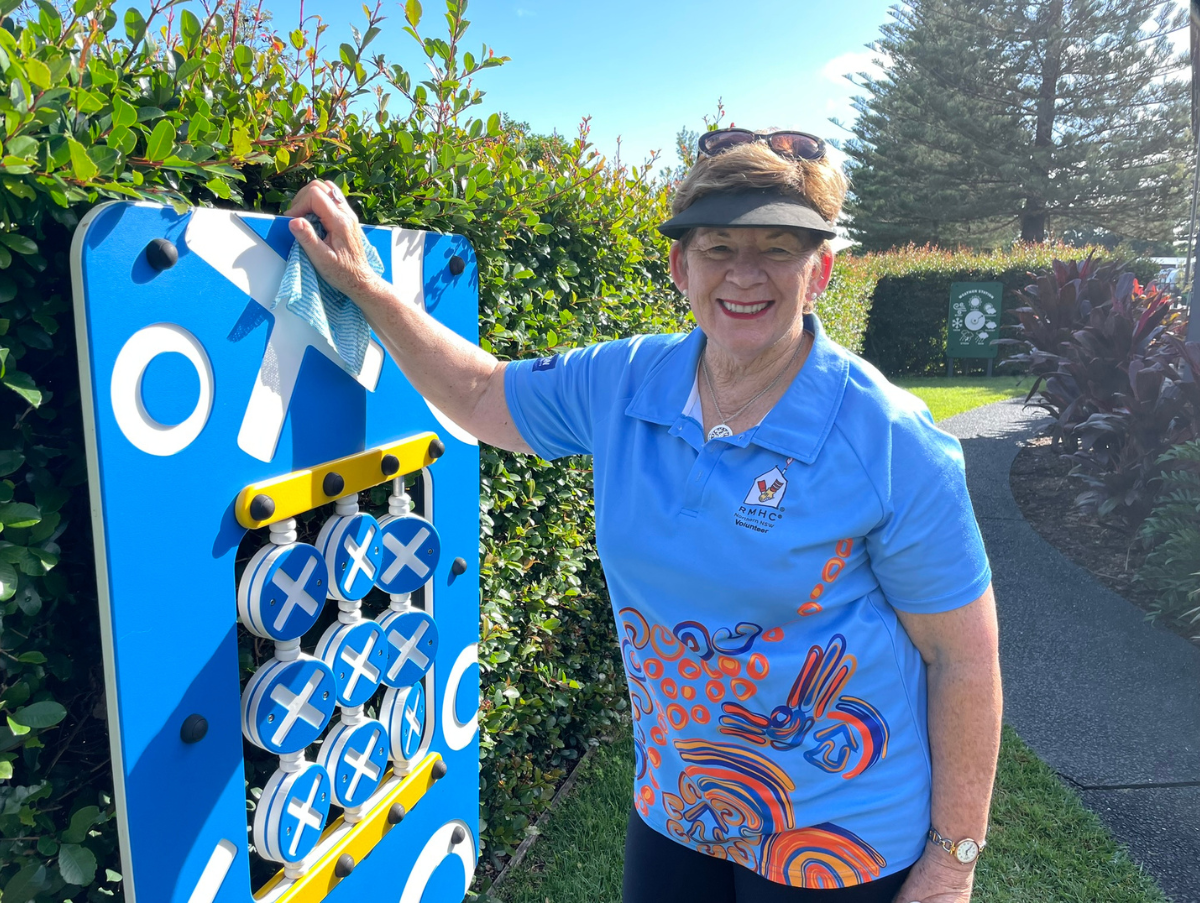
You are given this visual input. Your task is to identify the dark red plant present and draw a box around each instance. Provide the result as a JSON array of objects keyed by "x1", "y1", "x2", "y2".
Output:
[{"x1": 1005, "y1": 258, "x2": 1199, "y2": 523}]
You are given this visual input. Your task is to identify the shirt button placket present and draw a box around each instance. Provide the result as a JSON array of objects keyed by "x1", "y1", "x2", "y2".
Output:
[{"x1": 681, "y1": 443, "x2": 725, "y2": 517}]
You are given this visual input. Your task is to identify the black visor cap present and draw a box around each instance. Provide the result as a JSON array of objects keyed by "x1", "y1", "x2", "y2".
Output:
[{"x1": 658, "y1": 189, "x2": 837, "y2": 241}]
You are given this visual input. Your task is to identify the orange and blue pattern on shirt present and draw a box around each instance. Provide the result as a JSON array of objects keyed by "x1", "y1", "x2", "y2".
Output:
[{"x1": 619, "y1": 604, "x2": 893, "y2": 889}]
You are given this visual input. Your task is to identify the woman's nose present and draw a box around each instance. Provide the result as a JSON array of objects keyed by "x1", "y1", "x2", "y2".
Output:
[{"x1": 724, "y1": 250, "x2": 767, "y2": 286}]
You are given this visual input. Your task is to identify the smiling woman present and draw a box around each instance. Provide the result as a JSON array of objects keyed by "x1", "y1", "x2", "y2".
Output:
[{"x1": 288, "y1": 128, "x2": 1001, "y2": 903}]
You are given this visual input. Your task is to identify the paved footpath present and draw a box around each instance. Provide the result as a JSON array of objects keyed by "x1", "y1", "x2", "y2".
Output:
[{"x1": 938, "y1": 399, "x2": 1200, "y2": 903}]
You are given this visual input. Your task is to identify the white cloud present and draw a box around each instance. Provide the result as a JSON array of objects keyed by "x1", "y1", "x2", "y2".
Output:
[{"x1": 820, "y1": 50, "x2": 887, "y2": 84}]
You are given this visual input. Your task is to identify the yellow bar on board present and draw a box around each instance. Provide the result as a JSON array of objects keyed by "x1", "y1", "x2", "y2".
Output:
[
  {"x1": 255, "y1": 754, "x2": 443, "y2": 903},
  {"x1": 235, "y1": 433, "x2": 442, "y2": 529}
]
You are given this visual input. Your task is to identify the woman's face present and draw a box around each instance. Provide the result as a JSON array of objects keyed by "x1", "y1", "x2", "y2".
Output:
[{"x1": 669, "y1": 227, "x2": 833, "y2": 364}]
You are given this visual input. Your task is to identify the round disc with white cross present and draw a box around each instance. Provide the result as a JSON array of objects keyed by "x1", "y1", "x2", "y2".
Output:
[
  {"x1": 317, "y1": 717, "x2": 390, "y2": 809},
  {"x1": 375, "y1": 514, "x2": 441, "y2": 595},
  {"x1": 313, "y1": 619, "x2": 387, "y2": 707},
  {"x1": 241, "y1": 655, "x2": 338, "y2": 754},
  {"x1": 253, "y1": 761, "x2": 332, "y2": 864},
  {"x1": 237, "y1": 542, "x2": 328, "y2": 641},
  {"x1": 376, "y1": 609, "x2": 439, "y2": 689},
  {"x1": 317, "y1": 511, "x2": 384, "y2": 601},
  {"x1": 382, "y1": 681, "x2": 426, "y2": 764}
]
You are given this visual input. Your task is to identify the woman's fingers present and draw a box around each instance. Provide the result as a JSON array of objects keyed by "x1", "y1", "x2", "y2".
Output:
[
  {"x1": 283, "y1": 180, "x2": 375, "y2": 296},
  {"x1": 287, "y1": 216, "x2": 334, "y2": 267},
  {"x1": 283, "y1": 180, "x2": 325, "y2": 218},
  {"x1": 286, "y1": 188, "x2": 348, "y2": 248},
  {"x1": 283, "y1": 180, "x2": 348, "y2": 222}
]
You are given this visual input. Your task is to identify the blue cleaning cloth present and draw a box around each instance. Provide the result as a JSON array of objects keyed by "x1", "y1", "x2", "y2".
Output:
[{"x1": 273, "y1": 213, "x2": 383, "y2": 376}]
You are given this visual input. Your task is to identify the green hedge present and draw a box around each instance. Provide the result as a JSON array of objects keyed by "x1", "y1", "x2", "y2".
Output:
[{"x1": 843, "y1": 245, "x2": 1159, "y2": 375}]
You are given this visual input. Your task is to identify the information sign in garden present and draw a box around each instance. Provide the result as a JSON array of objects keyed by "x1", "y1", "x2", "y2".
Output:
[{"x1": 947, "y1": 282, "x2": 1003, "y2": 358}]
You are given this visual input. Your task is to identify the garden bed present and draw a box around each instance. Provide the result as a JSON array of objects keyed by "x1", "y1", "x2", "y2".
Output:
[{"x1": 1009, "y1": 436, "x2": 1198, "y2": 647}]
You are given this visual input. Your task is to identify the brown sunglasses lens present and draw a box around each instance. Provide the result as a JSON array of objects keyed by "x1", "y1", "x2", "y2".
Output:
[
  {"x1": 768, "y1": 132, "x2": 824, "y2": 160},
  {"x1": 699, "y1": 130, "x2": 756, "y2": 156}
]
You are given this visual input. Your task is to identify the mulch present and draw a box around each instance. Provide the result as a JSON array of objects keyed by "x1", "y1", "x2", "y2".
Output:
[{"x1": 1008, "y1": 436, "x2": 1198, "y2": 648}]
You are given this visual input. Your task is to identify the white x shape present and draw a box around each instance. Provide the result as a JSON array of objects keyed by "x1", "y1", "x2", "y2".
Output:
[
  {"x1": 342, "y1": 525, "x2": 377, "y2": 592},
  {"x1": 339, "y1": 632, "x2": 380, "y2": 698},
  {"x1": 269, "y1": 556, "x2": 320, "y2": 632},
  {"x1": 285, "y1": 775, "x2": 325, "y2": 857},
  {"x1": 386, "y1": 620, "x2": 430, "y2": 681},
  {"x1": 268, "y1": 671, "x2": 325, "y2": 747},
  {"x1": 382, "y1": 526, "x2": 431, "y2": 583}
]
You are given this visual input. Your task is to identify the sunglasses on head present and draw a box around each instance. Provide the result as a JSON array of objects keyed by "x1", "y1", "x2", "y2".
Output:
[{"x1": 697, "y1": 128, "x2": 826, "y2": 162}]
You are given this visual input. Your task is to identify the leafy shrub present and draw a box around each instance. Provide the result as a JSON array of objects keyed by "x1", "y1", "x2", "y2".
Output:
[
  {"x1": 853, "y1": 243, "x2": 1159, "y2": 375},
  {"x1": 1005, "y1": 257, "x2": 1199, "y2": 523},
  {"x1": 1136, "y1": 440, "x2": 1200, "y2": 632}
]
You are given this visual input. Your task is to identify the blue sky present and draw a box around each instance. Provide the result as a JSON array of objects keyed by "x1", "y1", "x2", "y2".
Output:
[{"x1": 247, "y1": 0, "x2": 898, "y2": 169}]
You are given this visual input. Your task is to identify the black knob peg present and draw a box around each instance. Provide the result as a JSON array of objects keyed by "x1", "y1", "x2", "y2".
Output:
[
  {"x1": 428, "y1": 438, "x2": 445, "y2": 460},
  {"x1": 431, "y1": 758, "x2": 448, "y2": 780},
  {"x1": 451, "y1": 825, "x2": 466, "y2": 845},
  {"x1": 381, "y1": 454, "x2": 400, "y2": 477},
  {"x1": 249, "y1": 494, "x2": 275, "y2": 521},
  {"x1": 387, "y1": 802, "x2": 407, "y2": 824},
  {"x1": 451, "y1": 558, "x2": 467, "y2": 576},
  {"x1": 448, "y1": 255, "x2": 465, "y2": 276},
  {"x1": 180, "y1": 714, "x2": 208, "y2": 744},
  {"x1": 334, "y1": 854, "x2": 355, "y2": 878},
  {"x1": 322, "y1": 472, "x2": 345, "y2": 497},
  {"x1": 146, "y1": 238, "x2": 178, "y2": 271}
]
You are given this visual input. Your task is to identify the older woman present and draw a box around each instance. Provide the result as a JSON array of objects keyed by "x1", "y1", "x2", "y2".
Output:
[{"x1": 285, "y1": 128, "x2": 1001, "y2": 903}]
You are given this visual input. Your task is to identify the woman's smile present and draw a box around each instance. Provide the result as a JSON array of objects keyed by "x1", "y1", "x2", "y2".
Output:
[{"x1": 717, "y1": 298, "x2": 774, "y2": 318}]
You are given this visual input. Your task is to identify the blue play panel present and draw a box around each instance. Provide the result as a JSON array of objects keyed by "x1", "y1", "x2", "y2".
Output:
[{"x1": 70, "y1": 202, "x2": 482, "y2": 903}]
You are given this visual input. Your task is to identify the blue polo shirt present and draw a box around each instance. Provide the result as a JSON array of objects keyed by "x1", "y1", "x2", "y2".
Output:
[{"x1": 504, "y1": 314, "x2": 991, "y2": 889}]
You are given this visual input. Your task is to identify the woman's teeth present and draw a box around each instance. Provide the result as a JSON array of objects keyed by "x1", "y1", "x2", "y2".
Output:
[{"x1": 719, "y1": 300, "x2": 770, "y2": 314}]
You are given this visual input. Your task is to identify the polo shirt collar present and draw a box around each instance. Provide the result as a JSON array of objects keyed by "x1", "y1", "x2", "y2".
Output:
[{"x1": 624, "y1": 313, "x2": 849, "y2": 464}]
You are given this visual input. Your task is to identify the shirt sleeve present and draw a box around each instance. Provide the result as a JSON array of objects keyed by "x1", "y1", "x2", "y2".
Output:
[
  {"x1": 864, "y1": 404, "x2": 992, "y2": 614},
  {"x1": 504, "y1": 344, "x2": 609, "y2": 460}
]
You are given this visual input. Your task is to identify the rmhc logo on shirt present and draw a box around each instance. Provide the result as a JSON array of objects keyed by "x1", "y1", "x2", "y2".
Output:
[
  {"x1": 735, "y1": 457, "x2": 795, "y2": 534},
  {"x1": 743, "y1": 463, "x2": 790, "y2": 509}
]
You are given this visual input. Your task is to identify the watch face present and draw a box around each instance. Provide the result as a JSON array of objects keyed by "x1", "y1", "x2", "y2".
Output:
[{"x1": 955, "y1": 839, "x2": 980, "y2": 863}]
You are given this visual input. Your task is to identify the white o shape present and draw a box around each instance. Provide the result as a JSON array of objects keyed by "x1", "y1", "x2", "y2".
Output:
[
  {"x1": 441, "y1": 644, "x2": 479, "y2": 752},
  {"x1": 110, "y1": 324, "x2": 214, "y2": 456},
  {"x1": 398, "y1": 820, "x2": 475, "y2": 903}
]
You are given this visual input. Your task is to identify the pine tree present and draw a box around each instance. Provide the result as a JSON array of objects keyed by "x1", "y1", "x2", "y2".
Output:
[{"x1": 841, "y1": 0, "x2": 1192, "y2": 251}]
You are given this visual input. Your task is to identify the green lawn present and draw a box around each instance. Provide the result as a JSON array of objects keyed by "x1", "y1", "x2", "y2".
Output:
[
  {"x1": 484, "y1": 379, "x2": 1168, "y2": 903},
  {"x1": 894, "y1": 375, "x2": 1030, "y2": 422},
  {"x1": 486, "y1": 725, "x2": 1167, "y2": 903}
]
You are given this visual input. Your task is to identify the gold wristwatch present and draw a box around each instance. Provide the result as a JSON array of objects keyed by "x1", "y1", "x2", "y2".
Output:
[{"x1": 927, "y1": 827, "x2": 985, "y2": 865}]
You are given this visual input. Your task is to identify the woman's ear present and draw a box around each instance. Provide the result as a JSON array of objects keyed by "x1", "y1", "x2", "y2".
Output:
[
  {"x1": 668, "y1": 240, "x2": 688, "y2": 294},
  {"x1": 811, "y1": 246, "x2": 835, "y2": 296}
]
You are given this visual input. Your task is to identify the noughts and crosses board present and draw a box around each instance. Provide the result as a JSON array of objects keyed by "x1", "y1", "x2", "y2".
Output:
[{"x1": 70, "y1": 201, "x2": 482, "y2": 903}]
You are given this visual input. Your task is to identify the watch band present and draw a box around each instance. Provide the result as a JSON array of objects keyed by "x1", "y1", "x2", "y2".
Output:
[{"x1": 927, "y1": 827, "x2": 986, "y2": 864}]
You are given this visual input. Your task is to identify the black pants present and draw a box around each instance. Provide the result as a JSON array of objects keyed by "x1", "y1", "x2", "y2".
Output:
[{"x1": 623, "y1": 808, "x2": 914, "y2": 903}]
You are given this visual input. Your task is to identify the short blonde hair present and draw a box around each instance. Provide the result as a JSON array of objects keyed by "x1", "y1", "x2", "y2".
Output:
[{"x1": 672, "y1": 138, "x2": 848, "y2": 251}]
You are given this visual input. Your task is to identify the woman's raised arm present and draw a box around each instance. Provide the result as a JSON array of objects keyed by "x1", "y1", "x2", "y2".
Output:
[{"x1": 284, "y1": 179, "x2": 533, "y2": 454}]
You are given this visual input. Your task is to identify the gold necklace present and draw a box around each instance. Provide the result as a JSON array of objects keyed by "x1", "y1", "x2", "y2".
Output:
[{"x1": 701, "y1": 332, "x2": 809, "y2": 442}]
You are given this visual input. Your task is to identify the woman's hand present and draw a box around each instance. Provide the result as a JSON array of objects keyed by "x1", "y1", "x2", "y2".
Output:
[
  {"x1": 284, "y1": 180, "x2": 380, "y2": 298},
  {"x1": 890, "y1": 847, "x2": 975, "y2": 903}
]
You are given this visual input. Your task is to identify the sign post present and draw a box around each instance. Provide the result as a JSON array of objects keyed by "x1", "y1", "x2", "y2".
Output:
[{"x1": 947, "y1": 282, "x2": 1003, "y2": 376}]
